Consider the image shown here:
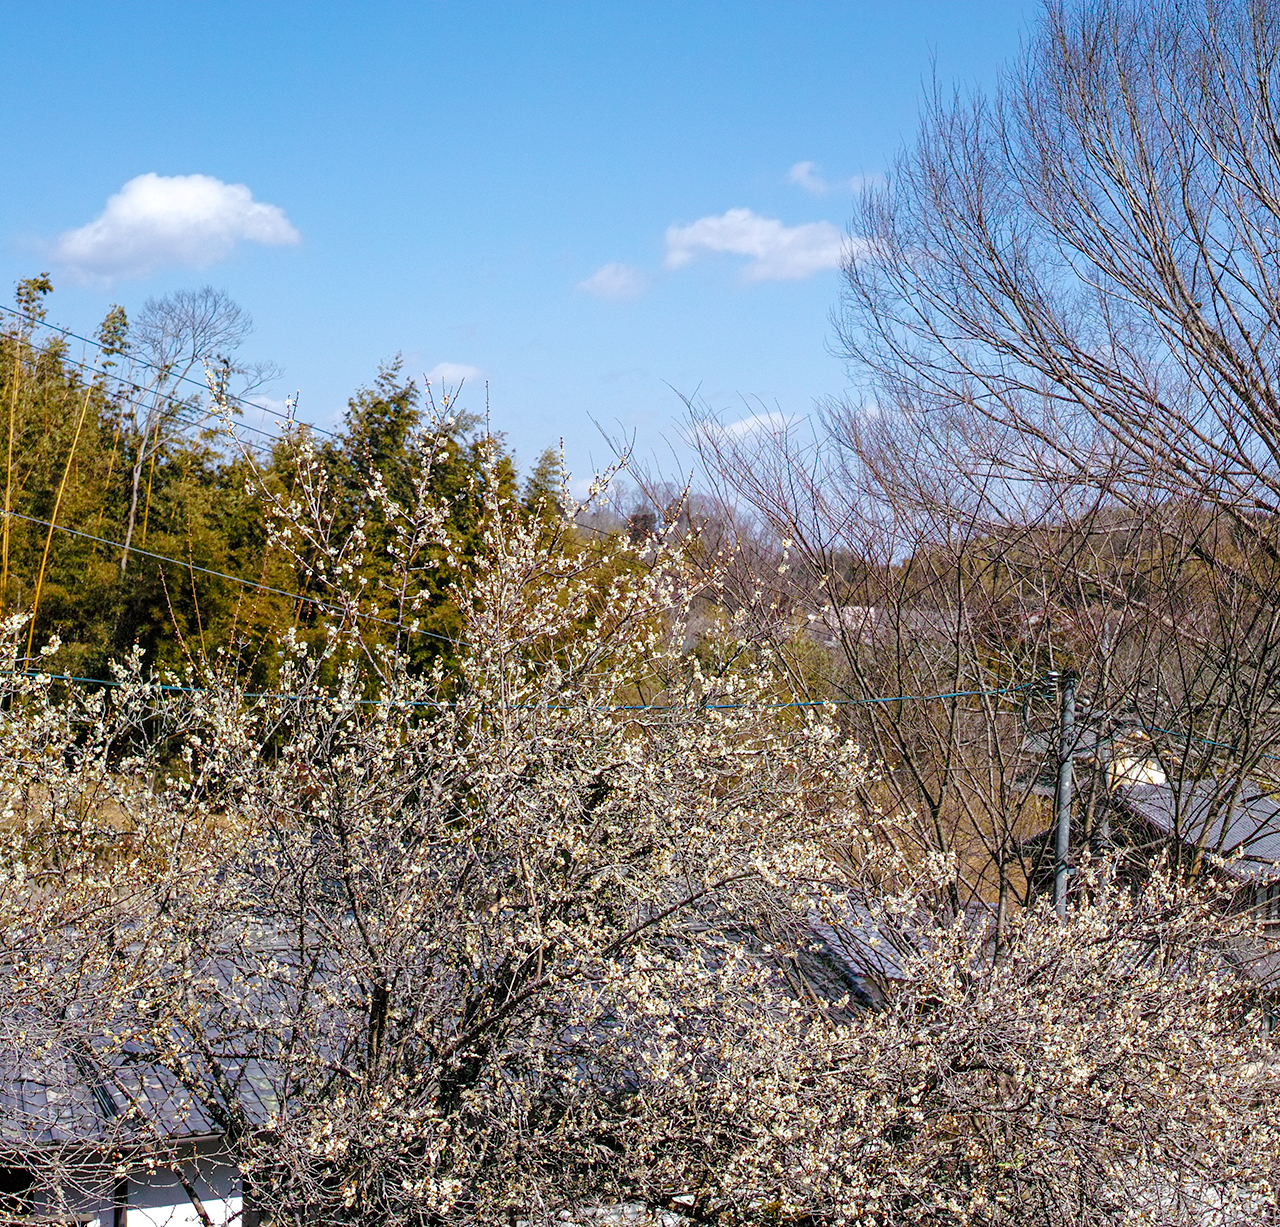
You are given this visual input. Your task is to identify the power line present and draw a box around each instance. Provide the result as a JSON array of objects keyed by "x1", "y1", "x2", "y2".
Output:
[
  {"x1": 62, "y1": 347, "x2": 289, "y2": 445},
  {"x1": 0, "y1": 666, "x2": 1031, "y2": 713},
  {"x1": 10, "y1": 660, "x2": 1278, "y2": 769},
  {"x1": 612, "y1": 682, "x2": 1033, "y2": 711},
  {"x1": 14, "y1": 665, "x2": 1280, "y2": 762},
  {"x1": 1, "y1": 510, "x2": 460, "y2": 647},
  {"x1": 1139, "y1": 719, "x2": 1280, "y2": 765},
  {"x1": 0, "y1": 304, "x2": 336, "y2": 439},
  {"x1": 0, "y1": 668, "x2": 448, "y2": 708},
  {"x1": 7, "y1": 342, "x2": 290, "y2": 448}
]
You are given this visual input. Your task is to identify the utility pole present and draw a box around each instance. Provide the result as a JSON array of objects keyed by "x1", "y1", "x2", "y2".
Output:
[{"x1": 1054, "y1": 669, "x2": 1079, "y2": 918}]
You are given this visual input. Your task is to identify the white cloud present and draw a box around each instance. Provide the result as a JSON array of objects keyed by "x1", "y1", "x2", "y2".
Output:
[
  {"x1": 577, "y1": 262, "x2": 649, "y2": 301},
  {"x1": 426, "y1": 362, "x2": 483, "y2": 386},
  {"x1": 55, "y1": 173, "x2": 300, "y2": 280},
  {"x1": 721, "y1": 410, "x2": 799, "y2": 438},
  {"x1": 242, "y1": 394, "x2": 289, "y2": 415},
  {"x1": 789, "y1": 163, "x2": 885, "y2": 197},
  {"x1": 664, "y1": 208, "x2": 848, "y2": 281},
  {"x1": 694, "y1": 411, "x2": 802, "y2": 446},
  {"x1": 787, "y1": 161, "x2": 830, "y2": 194}
]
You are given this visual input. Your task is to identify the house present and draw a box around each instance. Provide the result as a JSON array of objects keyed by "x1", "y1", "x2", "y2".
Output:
[
  {"x1": 804, "y1": 604, "x2": 970, "y2": 652},
  {"x1": 1019, "y1": 744, "x2": 1280, "y2": 936},
  {"x1": 1117, "y1": 776, "x2": 1280, "y2": 927},
  {"x1": 0, "y1": 1028, "x2": 261, "y2": 1227}
]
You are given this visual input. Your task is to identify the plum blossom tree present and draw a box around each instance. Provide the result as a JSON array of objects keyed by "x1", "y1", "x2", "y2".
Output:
[{"x1": 0, "y1": 416, "x2": 1274, "y2": 1226}]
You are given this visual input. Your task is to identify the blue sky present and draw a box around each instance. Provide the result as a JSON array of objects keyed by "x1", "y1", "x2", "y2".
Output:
[{"x1": 1, "y1": 1, "x2": 1031, "y2": 483}]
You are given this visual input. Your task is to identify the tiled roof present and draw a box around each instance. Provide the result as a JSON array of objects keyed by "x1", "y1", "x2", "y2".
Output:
[
  {"x1": 0, "y1": 1027, "x2": 279, "y2": 1149},
  {"x1": 1120, "y1": 779, "x2": 1280, "y2": 881}
]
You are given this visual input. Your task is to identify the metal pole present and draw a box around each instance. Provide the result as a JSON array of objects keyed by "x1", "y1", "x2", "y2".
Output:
[{"x1": 1054, "y1": 670, "x2": 1078, "y2": 918}]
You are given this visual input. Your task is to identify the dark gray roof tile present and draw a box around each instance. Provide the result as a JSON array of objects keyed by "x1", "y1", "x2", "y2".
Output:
[{"x1": 1121, "y1": 780, "x2": 1280, "y2": 880}]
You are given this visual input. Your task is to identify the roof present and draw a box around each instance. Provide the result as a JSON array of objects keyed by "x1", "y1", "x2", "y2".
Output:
[
  {"x1": 1119, "y1": 778, "x2": 1280, "y2": 881},
  {"x1": 0, "y1": 1027, "x2": 279, "y2": 1151},
  {"x1": 809, "y1": 903, "x2": 905, "y2": 984},
  {"x1": 0, "y1": 1033, "x2": 113, "y2": 1149},
  {"x1": 804, "y1": 604, "x2": 970, "y2": 651},
  {"x1": 0, "y1": 948, "x2": 285, "y2": 1154},
  {"x1": 809, "y1": 898, "x2": 999, "y2": 992}
]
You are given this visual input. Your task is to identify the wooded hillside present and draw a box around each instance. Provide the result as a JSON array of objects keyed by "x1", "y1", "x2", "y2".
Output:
[{"x1": 0, "y1": 277, "x2": 565, "y2": 690}]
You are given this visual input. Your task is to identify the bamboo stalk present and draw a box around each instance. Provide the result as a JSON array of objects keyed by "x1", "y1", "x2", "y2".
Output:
[
  {"x1": 26, "y1": 383, "x2": 93, "y2": 663},
  {"x1": 2, "y1": 327, "x2": 23, "y2": 611},
  {"x1": 138, "y1": 403, "x2": 166, "y2": 547}
]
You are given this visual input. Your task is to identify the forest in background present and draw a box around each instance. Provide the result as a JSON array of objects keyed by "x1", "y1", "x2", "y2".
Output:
[
  {"x1": 8, "y1": 230, "x2": 1280, "y2": 930},
  {"x1": 0, "y1": 275, "x2": 574, "y2": 689}
]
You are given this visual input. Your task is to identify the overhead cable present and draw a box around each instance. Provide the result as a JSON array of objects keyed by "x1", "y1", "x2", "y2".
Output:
[
  {"x1": 1, "y1": 510, "x2": 459, "y2": 647},
  {"x1": 0, "y1": 304, "x2": 336, "y2": 438}
]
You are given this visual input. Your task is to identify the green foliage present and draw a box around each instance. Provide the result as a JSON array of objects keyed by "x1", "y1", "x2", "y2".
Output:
[
  {"x1": 0, "y1": 281, "x2": 556, "y2": 692},
  {"x1": 14, "y1": 273, "x2": 52, "y2": 319},
  {"x1": 523, "y1": 445, "x2": 565, "y2": 516}
]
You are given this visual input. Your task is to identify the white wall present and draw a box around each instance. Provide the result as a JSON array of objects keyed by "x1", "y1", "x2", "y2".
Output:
[
  {"x1": 35, "y1": 1142, "x2": 245, "y2": 1227},
  {"x1": 124, "y1": 1143, "x2": 243, "y2": 1227}
]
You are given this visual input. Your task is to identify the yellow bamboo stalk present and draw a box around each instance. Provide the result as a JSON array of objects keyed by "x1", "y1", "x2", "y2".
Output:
[
  {"x1": 26, "y1": 384, "x2": 93, "y2": 664},
  {"x1": 2, "y1": 329, "x2": 23, "y2": 611},
  {"x1": 139, "y1": 405, "x2": 166, "y2": 547}
]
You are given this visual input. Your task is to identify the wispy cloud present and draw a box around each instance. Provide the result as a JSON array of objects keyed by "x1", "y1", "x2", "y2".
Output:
[
  {"x1": 245, "y1": 394, "x2": 290, "y2": 416},
  {"x1": 724, "y1": 411, "x2": 799, "y2": 439},
  {"x1": 577, "y1": 262, "x2": 650, "y2": 302},
  {"x1": 705, "y1": 410, "x2": 801, "y2": 441},
  {"x1": 55, "y1": 173, "x2": 299, "y2": 281},
  {"x1": 664, "y1": 208, "x2": 847, "y2": 281},
  {"x1": 426, "y1": 362, "x2": 483, "y2": 386},
  {"x1": 787, "y1": 162, "x2": 884, "y2": 197},
  {"x1": 688, "y1": 409, "x2": 806, "y2": 458},
  {"x1": 786, "y1": 161, "x2": 830, "y2": 195},
  {"x1": 847, "y1": 172, "x2": 884, "y2": 193}
]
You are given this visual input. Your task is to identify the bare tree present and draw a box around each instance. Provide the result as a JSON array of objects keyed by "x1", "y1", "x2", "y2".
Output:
[
  {"x1": 688, "y1": 405, "x2": 1093, "y2": 927},
  {"x1": 113, "y1": 287, "x2": 275, "y2": 571},
  {"x1": 691, "y1": 0, "x2": 1280, "y2": 915},
  {"x1": 841, "y1": 0, "x2": 1280, "y2": 758}
]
